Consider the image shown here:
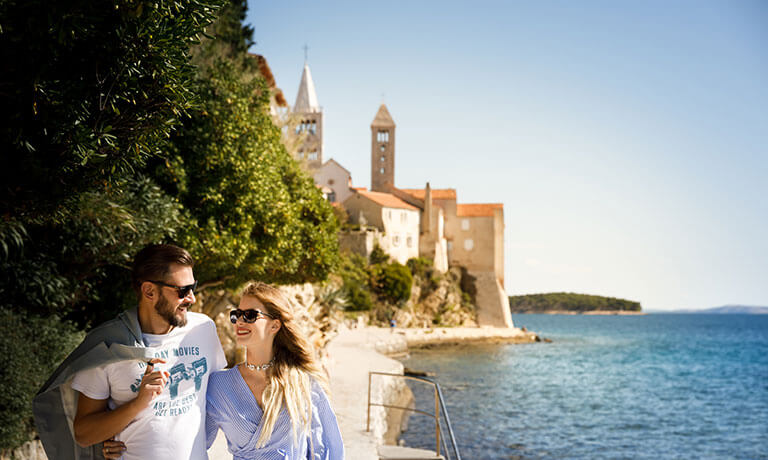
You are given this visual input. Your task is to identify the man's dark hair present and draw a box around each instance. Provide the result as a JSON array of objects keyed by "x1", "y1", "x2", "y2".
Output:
[{"x1": 131, "y1": 244, "x2": 195, "y2": 293}]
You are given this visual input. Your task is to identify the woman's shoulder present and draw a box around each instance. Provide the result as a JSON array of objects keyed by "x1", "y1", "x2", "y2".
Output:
[
  {"x1": 309, "y1": 376, "x2": 331, "y2": 402},
  {"x1": 208, "y1": 366, "x2": 240, "y2": 392}
]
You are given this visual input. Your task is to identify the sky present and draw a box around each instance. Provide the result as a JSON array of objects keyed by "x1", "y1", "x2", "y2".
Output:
[{"x1": 246, "y1": 1, "x2": 768, "y2": 311}]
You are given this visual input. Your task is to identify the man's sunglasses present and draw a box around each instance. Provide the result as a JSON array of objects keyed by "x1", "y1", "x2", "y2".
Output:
[
  {"x1": 148, "y1": 280, "x2": 198, "y2": 299},
  {"x1": 230, "y1": 308, "x2": 274, "y2": 324}
]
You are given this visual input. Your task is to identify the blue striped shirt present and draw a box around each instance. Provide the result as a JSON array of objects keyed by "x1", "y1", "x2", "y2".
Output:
[{"x1": 206, "y1": 367, "x2": 345, "y2": 460}]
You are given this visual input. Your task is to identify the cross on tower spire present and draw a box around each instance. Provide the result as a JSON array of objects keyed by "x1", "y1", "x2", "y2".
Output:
[{"x1": 303, "y1": 44, "x2": 309, "y2": 63}]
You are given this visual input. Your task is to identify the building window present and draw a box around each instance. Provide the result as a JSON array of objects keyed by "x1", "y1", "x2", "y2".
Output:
[
  {"x1": 464, "y1": 239, "x2": 474, "y2": 251},
  {"x1": 380, "y1": 155, "x2": 386, "y2": 162},
  {"x1": 308, "y1": 151, "x2": 318, "y2": 161},
  {"x1": 327, "y1": 191, "x2": 336, "y2": 202},
  {"x1": 328, "y1": 179, "x2": 335, "y2": 185},
  {"x1": 310, "y1": 121, "x2": 317, "y2": 134},
  {"x1": 462, "y1": 218, "x2": 470, "y2": 231},
  {"x1": 298, "y1": 151, "x2": 304, "y2": 159},
  {"x1": 406, "y1": 236, "x2": 413, "y2": 248},
  {"x1": 447, "y1": 241, "x2": 453, "y2": 251},
  {"x1": 380, "y1": 144, "x2": 386, "y2": 152},
  {"x1": 377, "y1": 130, "x2": 389, "y2": 142},
  {"x1": 380, "y1": 167, "x2": 385, "y2": 174},
  {"x1": 387, "y1": 210, "x2": 392, "y2": 220},
  {"x1": 393, "y1": 235, "x2": 400, "y2": 247}
]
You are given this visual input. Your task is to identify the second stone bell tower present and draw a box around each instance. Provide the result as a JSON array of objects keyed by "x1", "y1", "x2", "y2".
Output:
[{"x1": 370, "y1": 104, "x2": 395, "y2": 192}]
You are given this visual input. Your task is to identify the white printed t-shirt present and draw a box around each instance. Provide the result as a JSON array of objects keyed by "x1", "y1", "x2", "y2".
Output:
[{"x1": 71, "y1": 312, "x2": 226, "y2": 460}]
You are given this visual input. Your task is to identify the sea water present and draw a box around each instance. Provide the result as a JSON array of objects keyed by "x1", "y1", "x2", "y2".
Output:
[{"x1": 398, "y1": 314, "x2": 768, "y2": 459}]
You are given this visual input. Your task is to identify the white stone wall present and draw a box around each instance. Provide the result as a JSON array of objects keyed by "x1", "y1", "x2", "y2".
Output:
[
  {"x1": 313, "y1": 161, "x2": 352, "y2": 204},
  {"x1": 380, "y1": 207, "x2": 420, "y2": 264}
]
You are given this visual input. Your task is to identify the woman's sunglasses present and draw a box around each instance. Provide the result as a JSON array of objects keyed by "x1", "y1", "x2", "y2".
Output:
[
  {"x1": 230, "y1": 308, "x2": 274, "y2": 324},
  {"x1": 149, "y1": 280, "x2": 198, "y2": 299}
]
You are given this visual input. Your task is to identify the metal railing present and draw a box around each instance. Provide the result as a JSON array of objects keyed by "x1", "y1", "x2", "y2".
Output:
[{"x1": 367, "y1": 371, "x2": 462, "y2": 460}]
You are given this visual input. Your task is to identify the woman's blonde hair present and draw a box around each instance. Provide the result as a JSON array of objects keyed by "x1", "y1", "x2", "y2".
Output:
[{"x1": 240, "y1": 282, "x2": 330, "y2": 448}]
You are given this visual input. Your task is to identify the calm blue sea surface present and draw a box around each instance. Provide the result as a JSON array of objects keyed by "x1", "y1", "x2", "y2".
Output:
[{"x1": 399, "y1": 314, "x2": 768, "y2": 460}]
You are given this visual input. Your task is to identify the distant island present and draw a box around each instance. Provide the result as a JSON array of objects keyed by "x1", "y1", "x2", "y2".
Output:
[
  {"x1": 661, "y1": 305, "x2": 768, "y2": 315},
  {"x1": 509, "y1": 292, "x2": 642, "y2": 314}
]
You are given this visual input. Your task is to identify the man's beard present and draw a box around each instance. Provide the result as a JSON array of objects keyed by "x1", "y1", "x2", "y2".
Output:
[{"x1": 155, "y1": 295, "x2": 189, "y2": 328}]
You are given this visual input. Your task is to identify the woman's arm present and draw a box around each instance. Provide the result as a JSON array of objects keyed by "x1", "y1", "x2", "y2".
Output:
[{"x1": 308, "y1": 385, "x2": 345, "y2": 460}]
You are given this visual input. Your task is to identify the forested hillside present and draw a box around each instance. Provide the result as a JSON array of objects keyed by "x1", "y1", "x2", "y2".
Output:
[{"x1": 509, "y1": 293, "x2": 641, "y2": 313}]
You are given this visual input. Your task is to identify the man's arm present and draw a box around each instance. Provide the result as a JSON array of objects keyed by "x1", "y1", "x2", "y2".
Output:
[{"x1": 73, "y1": 359, "x2": 169, "y2": 447}]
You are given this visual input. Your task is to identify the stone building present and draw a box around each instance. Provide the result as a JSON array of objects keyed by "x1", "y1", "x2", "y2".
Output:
[
  {"x1": 313, "y1": 159, "x2": 352, "y2": 204},
  {"x1": 342, "y1": 189, "x2": 420, "y2": 264},
  {"x1": 370, "y1": 104, "x2": 396, "y2": 193},
  {"x1": 285, "y1": 62, "x2": 323, "y2": 170}
]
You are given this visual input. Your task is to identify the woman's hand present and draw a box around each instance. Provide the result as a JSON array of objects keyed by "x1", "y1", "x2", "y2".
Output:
[{"x1": 102, "y1": 438, "x2": 126, "y2": 459}]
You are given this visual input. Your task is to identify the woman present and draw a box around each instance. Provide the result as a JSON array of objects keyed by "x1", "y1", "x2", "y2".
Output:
[{"x1": 103, "y1": 282, "x2": 344, "y2": 459}]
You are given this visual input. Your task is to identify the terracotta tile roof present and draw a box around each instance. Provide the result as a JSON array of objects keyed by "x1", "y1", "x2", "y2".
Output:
[
  {"x1": 399, "y1": 188, "x2": 457, "y2": 200},
  {"x1": 350, "y1": 186, "x2": 368, "y2": 191},
  {"x1": 456, "y1": 203, "x2": 503, "y2": 217},
  {"x1": 357, "y1": 190, "x2": 419, "y2": 211}
]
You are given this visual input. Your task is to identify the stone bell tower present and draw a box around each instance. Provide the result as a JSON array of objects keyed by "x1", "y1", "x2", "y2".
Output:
[
  {"x1": 291, "y1": 61, "x2": 323, "y2": 170},
  {"x1": 371, "y1": 104, "x2": 395, "y2": 192}
]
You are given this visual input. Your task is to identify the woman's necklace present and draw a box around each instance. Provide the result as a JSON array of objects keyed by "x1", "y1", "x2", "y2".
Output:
[{"x1": 244, "y1": 358, "x2": 274, "y2": 371}]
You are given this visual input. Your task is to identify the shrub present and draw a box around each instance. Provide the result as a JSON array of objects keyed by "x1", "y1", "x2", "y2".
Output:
[
  {"x1": 343, "y1": 279, "x2": 374, "y2": 311},
  {"x1": 334, "y1": 254, "x2": 373, "y2": 311},
  {"x1": 406, "y1": 257, "x2": 433, "y2": 278},
  {"x1": 368, "y1": 244, "x2": 389, "y2": 265},
  {"x1": 0, "y1": 309, "x2": 84, "y2": 450},
  {"x1": 373, "y1": 262, "x2": 413, "y2": 305}
]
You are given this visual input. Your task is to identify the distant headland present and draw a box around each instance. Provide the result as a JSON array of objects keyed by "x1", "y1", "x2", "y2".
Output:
[
  {"x1": 659, "y1": 305, "x2": 768, "y2": 315},
  {"x1": 509, "y1": 292, "x2": 642, "y2": 314}
]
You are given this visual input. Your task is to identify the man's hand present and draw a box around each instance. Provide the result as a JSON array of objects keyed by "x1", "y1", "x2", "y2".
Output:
[
  {"x1": 134, "y1": 358, "x2": 170, "y2": 409},
  {"x1": 73, "y1": 358, "x2": 169, "y2": 447},
  {"x1": 102, "y1": 438, "x2": 126, "y2": 459}
]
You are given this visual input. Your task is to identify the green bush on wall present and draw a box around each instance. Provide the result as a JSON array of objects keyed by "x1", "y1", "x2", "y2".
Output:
[
  {"x1": 406, "y1": 257, "x2": 433, "y2": 278},
  {"x1": 373, "y1": 262, "x2": 413, "y2": 305},
  {"x1": 368, "y1": 244, "x2": 389, "y2": 265},
  {"x1": 0, "y1": 309, "x2": 83, "y2": 450}
]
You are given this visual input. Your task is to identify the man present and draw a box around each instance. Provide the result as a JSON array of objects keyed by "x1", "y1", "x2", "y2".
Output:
[{"x1": 33, "y1": 244, "x2": 227, "y2": 460}]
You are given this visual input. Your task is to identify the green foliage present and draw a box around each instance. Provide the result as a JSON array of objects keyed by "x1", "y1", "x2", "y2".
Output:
[
  {"x1": 155, "y1": 56, "x2": 339, "y2": 288},
  {"x1": 508, "y1": 292, "x2": 642, "y2": 313},
  {"x1": 336, "y1": 253, "x2": 369, "y2": 285},
  {"x1": 371, "y1": 262, "x2": 413, "y2": 305},
  {"x1": 0, "y1": 309, "x2": 84, "y2": 450},
  {"x1": 344, "y1": 280, "x2": 374, "y2": 311},
  {"x1": 335, "y1": 254, "x2": 373, "y2": 311},
  {"x1": 368, "y1": 244, "x2": 389, "y2": 265},
  {"x1": 406, "y1": 257, "x2": 433, "y2": 278},
  {"x1": 0, "y1": 0, "x2": 225, "y2": 220},
  {"x1": 0, "y1": 176, "x2": 183, "y2": 327},
  {"x1": 0, "y1": 220, "x2": 27, "y2": 260}
]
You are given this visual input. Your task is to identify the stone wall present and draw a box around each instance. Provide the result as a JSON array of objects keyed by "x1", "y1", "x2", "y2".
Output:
[{"x1": 0, "y1": 440, "x2": 47, "y2": 460}]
